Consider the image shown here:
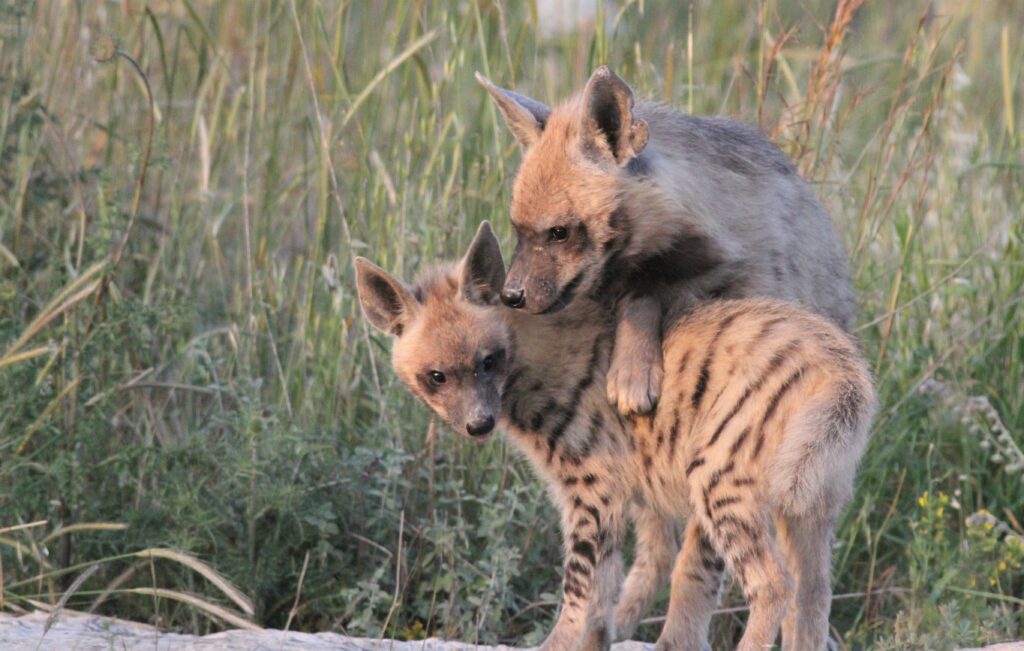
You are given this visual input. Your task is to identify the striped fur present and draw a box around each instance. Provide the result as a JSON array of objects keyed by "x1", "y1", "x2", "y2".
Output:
[
  {"x1": 480, "y1": 68, "x2": 859, "y2": 648},
  {"x1": 355, "y1": 224, "x2": 876, "y2": 651}
]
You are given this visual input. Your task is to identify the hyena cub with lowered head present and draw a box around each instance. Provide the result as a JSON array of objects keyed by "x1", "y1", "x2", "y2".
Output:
[
  {"x1": 476, "y1": 66, "x2": 855, "y2": 417},
  {"x1": 355, "y1": 223, "x2": 876, "y2": 651}
]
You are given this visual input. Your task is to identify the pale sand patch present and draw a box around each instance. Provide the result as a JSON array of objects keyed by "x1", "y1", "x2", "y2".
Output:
[{"x1": 0, "y1": 612, "x2": 1020, "y2": 651}]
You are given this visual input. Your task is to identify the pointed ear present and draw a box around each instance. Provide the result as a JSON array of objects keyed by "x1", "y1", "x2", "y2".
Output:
[
  {"x1": 460, "y1": 221, "x2": 506, "y2": 306},
  {"x1": 476, "y1": 71, "x2": 550, "y2": 150},
  {"x1": 354, "y1": 257, "x2": 419, "y2": 336},
  {"x1": 580, "y1": 66, "x2": 649, "y2": 165}
]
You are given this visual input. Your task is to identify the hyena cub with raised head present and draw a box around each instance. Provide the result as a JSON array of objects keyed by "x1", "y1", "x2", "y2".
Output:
[
  {"x1": 355, "y1": 223, "x2": 876, "y2": 651},
  {"x1": 477, "y1": 67, "x2": 855, "y2": 417}
]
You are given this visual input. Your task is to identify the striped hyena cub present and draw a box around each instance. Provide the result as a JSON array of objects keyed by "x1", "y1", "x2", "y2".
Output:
[
  {"x1": 479, "y1": 66, "x2": 858, "y2": 643},
  {"x1": 476, "y1": 67, "x2": 855, "y2": 417},
  {"x1": 355, "y1": 223, "x2": 876, "y2": 651}
]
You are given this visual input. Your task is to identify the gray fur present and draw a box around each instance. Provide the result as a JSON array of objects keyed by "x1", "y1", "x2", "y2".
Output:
[{"x1": 621, "y1": 102, "x2": 855, "y2": 331}]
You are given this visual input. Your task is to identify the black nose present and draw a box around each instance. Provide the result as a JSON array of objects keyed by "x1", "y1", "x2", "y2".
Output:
[
  {"x1": 466, "y1": 416, "x2": 495, "y2": 438},
  {"x1": 501, "y1": 287, "x2": 525, "y2": 309}
]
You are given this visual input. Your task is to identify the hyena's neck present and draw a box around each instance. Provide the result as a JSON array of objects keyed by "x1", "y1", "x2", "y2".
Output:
[
  {"x1": 601, "y1": 169, "x2": 738, "y2": 299},
  {"x1": 495, "y1": 301, "x2": 629, "y2": 475}
]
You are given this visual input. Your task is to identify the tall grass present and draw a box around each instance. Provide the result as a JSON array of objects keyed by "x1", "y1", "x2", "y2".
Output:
[{"x1": 0, "y1": 1, "x2": 1022, "y2": 648}]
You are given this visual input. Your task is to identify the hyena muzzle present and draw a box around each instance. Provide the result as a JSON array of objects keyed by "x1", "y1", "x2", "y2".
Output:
[{"x1": 355, "y1": 222, "x2": 876, "y2": 651}]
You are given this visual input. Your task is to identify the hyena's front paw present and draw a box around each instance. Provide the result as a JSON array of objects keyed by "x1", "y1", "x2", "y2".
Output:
[
  {"x1": 538, "y1": 627, "x2": 581, "y2": 651},
  {"x1": 653, "y1": 641, "x2": 712, "y2": 651},
  {"x1": 613, "y1": 604, "x2": 641, "y2": 642},
  {"x1": 578, "y1": 624, "x2": 612, "y2": 651},
  {"x1": 614, "y1": 580, "x2": 654, "y2": 641},
  {"x1": 606, "y1": 344, "x2": 663, "y2": 416}
]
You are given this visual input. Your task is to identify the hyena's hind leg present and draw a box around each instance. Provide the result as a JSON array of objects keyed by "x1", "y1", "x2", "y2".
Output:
[
  {"x1": 771, "y1": 381, "x2": 874, "y2": 650},
  {"x1": 776, "y1": 511, "x2": 837, "y2": 651},
  {"x1": 613, "y1": 507, "x2": 681, "y2": 641},
  {"x1": 696, "y1": 496, "x2": 791, "y2": 651},
  {"x1": 653, "y1": 520, "x2": 722, "y2": 651}
]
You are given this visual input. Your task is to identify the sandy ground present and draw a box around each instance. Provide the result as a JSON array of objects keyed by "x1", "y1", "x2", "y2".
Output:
[{"x1": 1, "y1": 611, "x2": 1020, "y2": 651}]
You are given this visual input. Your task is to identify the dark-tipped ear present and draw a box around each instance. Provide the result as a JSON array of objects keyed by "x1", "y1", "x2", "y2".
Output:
[
  {"x1": 354, "y1": 257, "x2": 419, "y2": 336},
  {"x1": 476, "y1": 72, "x2": 550, "y2": 150},
  {"x1": 460, "y1": 221, "x2": 506, "y2": 306},
  {"x1": 580, "y1": 66, "x2": 649, "y2": 165}
]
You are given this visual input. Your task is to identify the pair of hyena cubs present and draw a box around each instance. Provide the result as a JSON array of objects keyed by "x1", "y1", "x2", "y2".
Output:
[{"x1": 356, "y1": 67, "x2": 876, "y2": 651}]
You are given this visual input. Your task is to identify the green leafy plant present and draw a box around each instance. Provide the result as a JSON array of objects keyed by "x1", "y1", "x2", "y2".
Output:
[{"x1": 1, "y1": 1, "x2": 1021, "y2": 646}]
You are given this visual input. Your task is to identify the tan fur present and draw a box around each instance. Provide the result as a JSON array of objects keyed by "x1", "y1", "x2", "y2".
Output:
[
  {"x1": 355, "y1": 226, "x2": 876, "y2": 651},
  {"x1": 482, "y1": 69, "x2": 859, "y2": 646}
]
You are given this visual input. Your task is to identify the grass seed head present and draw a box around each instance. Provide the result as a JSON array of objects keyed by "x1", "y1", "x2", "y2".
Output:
[{"x1": 91, "y1": 35, "x2": 117, "y2": 63}]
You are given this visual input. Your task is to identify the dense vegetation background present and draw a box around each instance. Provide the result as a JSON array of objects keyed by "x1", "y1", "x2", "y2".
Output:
[{"x1": 1, "y1": 1, "x2": 1022, "y2": 648}]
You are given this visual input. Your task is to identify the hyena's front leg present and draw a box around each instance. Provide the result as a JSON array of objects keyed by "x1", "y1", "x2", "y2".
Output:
[
  {"x1": 606, "y1": 294, "x2": 663, "y2": 416},
  {"x1": 613, "y1": 506, "x2": 680, "y2": 641},
  {"x1": 542, "y1": 491, "x2": 626, "y2": 651}
]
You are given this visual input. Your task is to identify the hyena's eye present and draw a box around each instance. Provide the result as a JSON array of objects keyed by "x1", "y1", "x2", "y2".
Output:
[
  {"x1": 549, "y1": 226, "x2": 568, "y2": 242},
  {"x1": 427, "y1": 370, "x2": 446, "y2": 385},
  {"x1": 481, "y1": 354, "x2": 495, "y2": 372}
]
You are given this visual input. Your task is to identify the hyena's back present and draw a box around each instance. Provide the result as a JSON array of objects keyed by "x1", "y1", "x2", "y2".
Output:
[
  {"x1": 629, "y1": 298, "x2": 874, "y2": 650},
  {"x1": 628, "y1": 104, "x2": 856, "y2": 330},
  {"x1": 649, "y1": 298, "x2": 875, "y2": 518}
]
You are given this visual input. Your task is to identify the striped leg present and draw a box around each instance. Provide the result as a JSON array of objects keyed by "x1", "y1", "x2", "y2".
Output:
[
  {"x1": 692, "y1": 480, "x2": 790, "y2": 651},
  {"x1": 614, "y1": 506, "x2": 680, "y2": 640},
  {"x1": 542, "y1": 492, "x2": 626, "y2": 651},
  {"x1": 777, "y1": 513, "x2": 835, "y2": 651},
  {"x1": 579, "y1": 546, "x2": 624, "y2": 651},
  {"x1": 654, "y1": 520, "x2": 722, "y2": 651},
  {"x1": 712, "y1": 510, "x2": 790, "y2": 651}
]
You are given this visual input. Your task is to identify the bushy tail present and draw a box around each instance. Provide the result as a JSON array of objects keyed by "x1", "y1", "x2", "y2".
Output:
[{"x1": 769, "y1": 377, "x2": 877, "y2": 517}]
